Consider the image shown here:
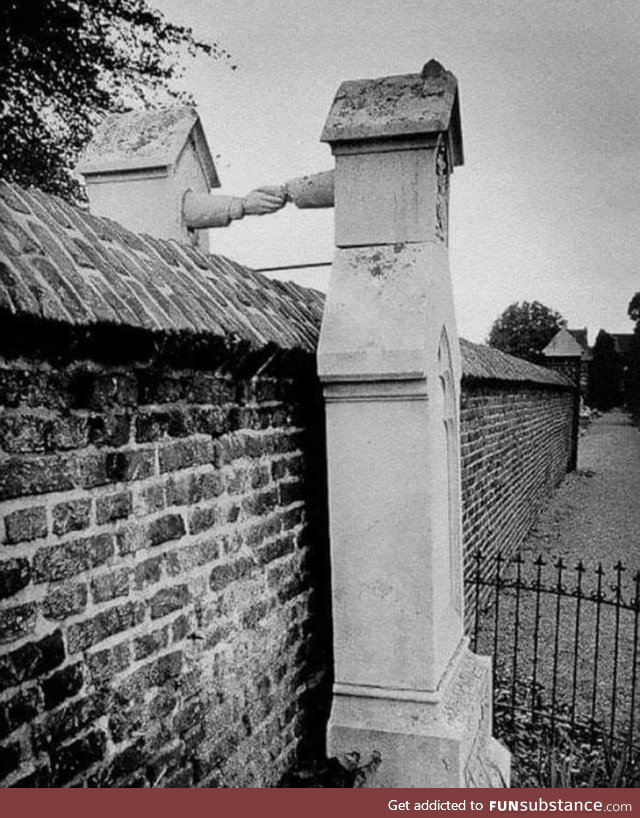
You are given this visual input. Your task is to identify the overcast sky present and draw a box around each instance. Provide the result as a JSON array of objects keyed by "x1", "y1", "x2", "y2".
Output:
[{"x1": 152, "y1": 0, "x2": 640, "y2": 343}]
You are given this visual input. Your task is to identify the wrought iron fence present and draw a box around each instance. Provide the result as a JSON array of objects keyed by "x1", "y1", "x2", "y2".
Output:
[{"x1": 467, "y1": 550, "x2": 640, "y2": 760}]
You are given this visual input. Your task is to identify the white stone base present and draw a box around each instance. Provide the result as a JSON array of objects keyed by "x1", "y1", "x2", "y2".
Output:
[{"x1": 327, "y1": 641, "x2": 510, "y2": 788}]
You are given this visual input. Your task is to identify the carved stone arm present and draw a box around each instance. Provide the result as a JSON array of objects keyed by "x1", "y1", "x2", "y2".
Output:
[
  {"x1": 285, "y1": 170, "x2": 335, "y2": 209},
  {"x1": 182, "y1": 171, "x2": 335, "y2": 230},
  {"x1": 183, "y1": 186, "x2": 287, "y2": 229}
]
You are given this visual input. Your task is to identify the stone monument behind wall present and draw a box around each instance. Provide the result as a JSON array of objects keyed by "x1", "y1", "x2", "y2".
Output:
[
  {"x1": 317, "y1": 60, "x2": 510, "y2": 787},
  {"x1": 77, "y1": 107, "x2": 218, "y2": 251}
]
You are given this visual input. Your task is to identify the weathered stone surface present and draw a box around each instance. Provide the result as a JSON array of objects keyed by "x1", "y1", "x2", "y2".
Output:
[
  {"x1": 95, "y1": 491, "x2": 132, "y2": 525},
  {"x1": 134, "y1": 627, "x2": 168, "y2": 660},
  {"x1": 41, "y1": 662, "x2": 84, "y2": 710},
  {"x1": 0, "y1": 455, "x2": 75, "y2": 499},
  {"x1": 91, "y1": 568, "x2": 130, "y2": 604},
  {"x1": 32, "y1": 534, "x2": 114, "y2": 583},
  {"x1": 42, "y1": 584, "x2": 88, "y2": 621},
  {"x1": 67, "y1": 602, "x2": 145, "y2": 653},
  {"x1": 0, "y1": 741, "x2": 21, "y2": 779},
  {"x1": 0, "y1": 688, "x2": 39, "y2": 739},
  {"x1": 133, "y1": 556, "x2": 163, "y2": 590},
  {"x1": 0, "y1": 631, "x2": 65, "y2": 692},
  {"x1": 0, "y1": 602, "x2": 37, "y2": 643},
  {"x1": 4, "y1": 506, "x2": 47, "y2": 544},
  {"x1": 51, "y1": 730, "x2": 106, "y2": 785},
  {"x1": 1, "y1": 551, "x2": 29, "y2": 593},
  {"x1": 52, "y1": 499, "x2": 92, "y2": 536},
  {"x1": 147, "y1": 514, "x2": 185, "y2": 548},
  {"x1": 86, "y1": 644, "x2": 131, "y2": 684},
  {"x1": 209, "y1": 557, "x2": 254, "y2": 593},
  {"x1": 0, "y1": 412, "x2": 48, "y2": 453},
  {"x1": 149, "y1": 585, "x2": 190, "y2": 620},
  {"x1": 321, "y1": 62, "x2": 462, "y2": 152}
]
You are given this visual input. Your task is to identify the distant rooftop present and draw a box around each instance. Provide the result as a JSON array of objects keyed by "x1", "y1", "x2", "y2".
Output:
[
  {"x1": 542, "y1": 327, "x2": 585, "y2": 358},
  {"x1": 567, "y1": 327, "x2": 588, "y2": 350}
]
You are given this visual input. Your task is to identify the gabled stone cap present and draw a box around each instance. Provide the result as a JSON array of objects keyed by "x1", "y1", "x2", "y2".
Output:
[
  {"x1": 0, "y1": 180, "x2": 322, "y2": 353},
  {"x1": 541, "y1": 328, "x2": 585, "y2": 358},
  {"x1": 77, "y1": 107, "x2": 220, "y2": 187},
  {"x1": 321, "y1": 59, "x2": 463, "y2": 165}
]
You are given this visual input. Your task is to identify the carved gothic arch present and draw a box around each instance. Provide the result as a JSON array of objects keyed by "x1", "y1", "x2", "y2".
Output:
[{"x1": 438, "y1": 326, "x2": 462, "y2": 616}]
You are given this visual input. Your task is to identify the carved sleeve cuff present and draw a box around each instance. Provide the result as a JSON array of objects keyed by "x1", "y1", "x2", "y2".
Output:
[{"x1": 229, "y1": 198, "x2": 245, "y2": 221}]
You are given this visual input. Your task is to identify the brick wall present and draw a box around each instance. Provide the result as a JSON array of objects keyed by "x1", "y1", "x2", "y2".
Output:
[
  {"x1": 0, "y1": 355, "x2": 331, "y2": 787},
  {"x1": 459, "y1": 341, "x2": 575, "y2": 618},
  {"x1": 0, "y1": 180, "x2": 331, "y2": 788}
]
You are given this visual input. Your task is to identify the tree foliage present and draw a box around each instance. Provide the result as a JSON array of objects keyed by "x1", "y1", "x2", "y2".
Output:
[
  {"x1": 625, "y1": 292, "x2": 640, "y2": 420},
  {"x1": 0, "y1": 0, "x2": 231, "y2": 200},
  {"x1": 628, "y1": 292, "x2": 640, "y2": 325},
  {"x1": 487, "y1": 300, "x2": 566, "y2": 362},
  {"x1": 587, "y1": 330, "x2": 621, "y2": 411}
]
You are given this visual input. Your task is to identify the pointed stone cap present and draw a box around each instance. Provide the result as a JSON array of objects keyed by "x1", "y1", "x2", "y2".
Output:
[
  {"x1": 77, "y1": 106, "x2": 220, "y2": 187},
  {"x1": 321, "y1": 59, "x2": 463, "y2": 165},
  {"x1": 542, "y1": 328, "x2": 585, "y2": 358}
]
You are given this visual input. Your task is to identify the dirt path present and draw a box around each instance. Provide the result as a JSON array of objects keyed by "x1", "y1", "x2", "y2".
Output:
[{"x1": 520, "y1": 409, "x2": 640, "y2": 570}]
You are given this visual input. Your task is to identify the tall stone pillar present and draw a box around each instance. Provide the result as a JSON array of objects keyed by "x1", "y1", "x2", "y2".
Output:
[{"x1": 318, "y1": 60, "x2": 510, "y2": 787}]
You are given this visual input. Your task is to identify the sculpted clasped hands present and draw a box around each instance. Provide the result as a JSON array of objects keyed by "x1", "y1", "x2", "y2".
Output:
[
  {"x1": 241, "y1": 171, "x2": 334, "y2": 216},
  {"x1": 241, "y1": 185, "x2": 287, "y2": 216},
  {"x1": 182, "y1": 172, "x2": 334, "y2": 231}
]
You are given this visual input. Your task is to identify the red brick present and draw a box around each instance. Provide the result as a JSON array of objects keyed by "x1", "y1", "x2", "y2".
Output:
[
  {"x1": 209, "y1": 557, "x2": 254, "y2": 593},
  {"x1": 52, "y1": 499, "x2": 91, "y2": 536},
  {"x1": 42, "y1": 583, "x2": 88, "y2": 620},
  {"x1": 4, "y1": 506, "x2": 47, "y2": 544},
  {"x1": 47, "y1": 414, "x2": 90, "y2": 450},
  {"x1": 72, "y1": 372, "x2": 138, "y2": 411},
  {"x1": 134, "y1": 626, "x2": 169, "y2": 660},
  {"x1": 187, "y1": 503, "x2": 220, "y2": 536},
  {"x1": 33, "y1": 533, "x2": 114, "y2": 583},
  {"x1": 135, "y1": 408, "x2": 192, "y2": 442},
  {"x1": 164, "y1": 539, "x2": 220, "y2": 576},
  {"x1": 0, "y1": 454, "x2": 75, "y2": 499},
  {"x1": 87, "y1": 413, "x2": 131, "y2": 448},
  {"x1": 150, "y1": 585, "x2": 190, "y2": 620},
  {"x1": 133, "y1": 556, "x2": 163, "y2": 589},
  {"x1": 0, "y1": 688, "x2": 39, "y2": 740},
  {"x1": 147, "y1": 514, "x2": 185, "y2": 548},
  {"x1": 86, "y1": 643, "x2": 131, "y2": 684},
  {"x1": 91, "y1": 568, "x2": 130, "y2": 603},
  {"x1": 256, "y1": 534, "x2": 295, "y2": 566},
  {"x1": 67, "y1": 602, "x2": 145, "y2": 653},
  {"x1": 51, "y1": 730, "x2": 106, "y2": 785},
  {"x1": 0, "y1": 413, "x2": 48, "y2": 453},
  {"x1": 96, "y1": 491, "x2": 132, "y2": 524},
  {"x1": 0, "y1": 630, "x2": 65, "y2": 691},
  {"x1": 0, "y1": 740, "x2": 21, "y2": 779},
  {"x1": 158, "y1": 438, "x2": 214, "y2": 473},
  {"x1": 0, "y1": 602, "x2": 37, "y2": 643},
  {"x1": 41, "y1": 662, "x2": 84, "y2": 710},
  {"x1": 0, "y1": 558, "x2": 30, "y2": 600}
]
